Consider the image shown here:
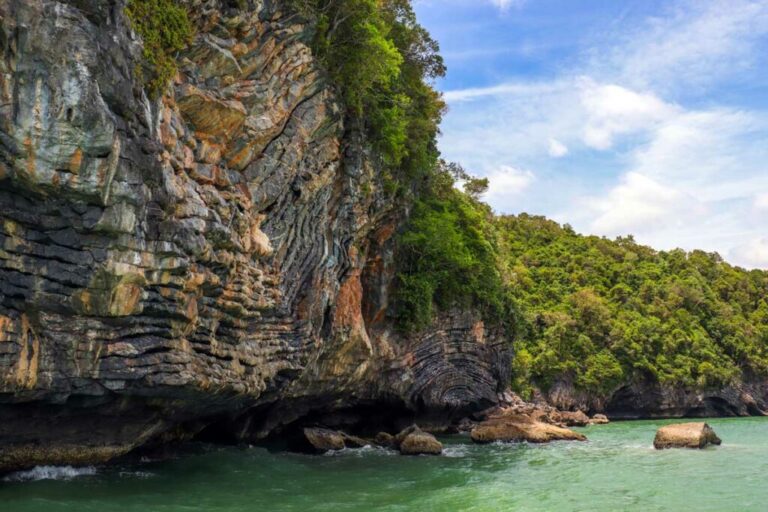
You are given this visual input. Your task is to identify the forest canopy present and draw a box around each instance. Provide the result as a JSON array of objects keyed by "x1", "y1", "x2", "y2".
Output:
[{"x1": 499, "y1": 215, "x2": 768, "y2": 397}]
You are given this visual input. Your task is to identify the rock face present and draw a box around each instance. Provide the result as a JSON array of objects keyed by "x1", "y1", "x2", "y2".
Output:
[
  {"x1": 540, "y1": 378, "x2": 768, "y2": 419},
  {"x1": 653, "y1": 422, "x2": 722, "y2": 450},
  {"x1": 0, "y1": 0, "x2": 511, "y2": 471},
  {"x1": 470, "y1": 412, "x2": 586, "y2": 444}
]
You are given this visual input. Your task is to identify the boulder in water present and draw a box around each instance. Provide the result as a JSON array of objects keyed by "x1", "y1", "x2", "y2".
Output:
[
  {"x1": 471, "y1": 413, "x2": 587, "y2": 444},
  {"x1": 653, "y1": 422, "x2": 722, "y2": 449},
  {"x1": 303, "y1": 428, "x2": 345, "y2": 452},
  {"x1": 556, "y1": 410, "x2": 591, "y2": 427},
  {"x1": 374, "y1": 432, "x2": 396, "y2": 448},
  {"x1": 399, "y1": 428, "x2": 443, "y2": 455},
  {"x1": 590, "y1": 414, "x2": 610, "y2": 425},
  {"x1": 341, "y1": 433, "x2": 369, "y2": 448},
  {"x1": 394, "y1": 425, "x2": 420, "y2": 446}
]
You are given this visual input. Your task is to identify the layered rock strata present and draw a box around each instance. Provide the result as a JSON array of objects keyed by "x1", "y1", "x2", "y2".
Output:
[{"x1": 0, "y1": 0, "x2": 510, "y2": 471}]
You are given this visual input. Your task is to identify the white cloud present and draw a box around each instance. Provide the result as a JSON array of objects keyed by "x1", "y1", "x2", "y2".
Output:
[
  {"x1": 488, "y1": 0, "x2": 526, "y2": 11},
  {"x1": 730, "y1": 238, "x2": 768, "y2": 268},
  {"x1": 754, "y1": 193, "x2": 768, "y2": 211},
  {"x1": 587, "y1": 172, "x2": 702, "y2": 235},
  {"x1": 483, "y1": 166, "x2": 535, "y2": 208},
  {"x1": 547, "y1": 138, "x2": 568, "y2": 158},
  {"x1": 580, "y1": 81, "x2": 678, "y2": 150}
]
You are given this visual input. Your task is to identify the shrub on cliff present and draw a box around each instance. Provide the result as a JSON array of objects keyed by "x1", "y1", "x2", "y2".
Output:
[
  {"x1": 393, "y1": 161, "x2": 512, "y2": 333},
  {"x1": 125, "y1": 0, "x2": 193, "y2": 97},
  {"x1": 288, "y1": 0, "x2": 445, "y2": 180},
  {"x1": 285, "y1": 1, "x2": 510, "y2": 333}
]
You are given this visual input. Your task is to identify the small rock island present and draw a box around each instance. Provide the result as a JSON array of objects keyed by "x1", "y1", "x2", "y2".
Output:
[{"x1": 653, "y1": 423, "x2": 722, "y2": 449}]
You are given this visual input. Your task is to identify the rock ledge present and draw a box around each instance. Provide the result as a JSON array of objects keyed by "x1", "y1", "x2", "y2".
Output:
[{"x1": 471, "y1": 412, "x2": 586, "y2": 444}]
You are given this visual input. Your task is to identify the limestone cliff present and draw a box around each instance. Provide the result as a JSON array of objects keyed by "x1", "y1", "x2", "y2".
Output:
[{"x1": 0, "y1": 0, "x2": 510, "y2": 471}]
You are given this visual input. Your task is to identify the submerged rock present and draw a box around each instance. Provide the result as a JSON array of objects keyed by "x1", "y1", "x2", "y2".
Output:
[
  {"x1": 556, "y1": 410, "x2": 591, "y2": 427},
  {"x1": 399, "y1": 428, "x2": 443, "y2": 455},
  {"x1": 470, "y1": 413, "x2": 587, "y2": 444},
  {"x1": 653, "y1": 422, "x2": 722, "y2": 449},
  {"x1": 303, "y1": 428, "x2": 345, "y2": 452},
  {"x1": 374, "y1": 432, "x2": 396, "y2": 448}
]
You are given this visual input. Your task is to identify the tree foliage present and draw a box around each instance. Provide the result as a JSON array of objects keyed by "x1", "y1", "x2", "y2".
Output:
[
  {"x1": 498, "y1": 214, "x2": 768, "y2": 396},
  {"x1": 288, "y1": 0, "x2": 446, "y2": 180},
  {"x1": 392, "y1": 161, "x2": 513, "y2": 333}
]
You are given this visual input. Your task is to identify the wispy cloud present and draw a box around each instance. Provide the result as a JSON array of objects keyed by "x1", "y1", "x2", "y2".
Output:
[
  {"x1": 547, "y1": 138, "x2": 568, "y2": 158},
  {"x1": 604, "y1": 0, "x2": 768, "y2": 93},
  {"x1": 731, "y1": 238, "x2": 768, "y2": 268},
  {"x1": 580, "y1": 81, "x2": 677, "y2": 150},
  {"x1": 434, "y1": 0, "x2": 768, "y2": 268},
  {"x1": 485, "y1": 165, "x2": 535, "y2": 199},
  {"x1": 754, "y1": 193, "x2": 768, "y2": 211},
  {"x1": 443, "y1": 81, "x2": 562, "y2": 102},
  {"x1": 488, "y1": 0, "x2": 526, "y2": 11}
]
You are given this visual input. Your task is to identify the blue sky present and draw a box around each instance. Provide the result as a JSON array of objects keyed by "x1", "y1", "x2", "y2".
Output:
[{"x1": 413, "y1": 0, "x2": 768, "y2": 269}]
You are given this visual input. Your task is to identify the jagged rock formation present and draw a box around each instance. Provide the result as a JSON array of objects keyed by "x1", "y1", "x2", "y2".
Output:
[{"x1": 0, "y1": 0, "x2": 510, "y2": 471}]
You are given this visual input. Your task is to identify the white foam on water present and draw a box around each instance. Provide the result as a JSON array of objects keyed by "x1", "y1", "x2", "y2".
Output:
[
  {"x1": 118, "y1": 470, "x2": 156, "y2": 479},
  {"x1": 442, "y1": 445, "x2": 470, "y2": 458},
  {"x1": 3, "y1": 465, "x2": 98, "y2": 482},
  {"x1": 323, "y1": 445, "x2": 396, "y2": 457}
]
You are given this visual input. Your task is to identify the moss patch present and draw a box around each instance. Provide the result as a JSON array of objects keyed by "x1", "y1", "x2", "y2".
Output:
[{"x1": 125, "y1": 0, "x2": 193, "y2": 97}]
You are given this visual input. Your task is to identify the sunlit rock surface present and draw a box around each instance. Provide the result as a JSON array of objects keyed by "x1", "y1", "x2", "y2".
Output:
[
  {"x1": 653, "y1": 422, "x2": 722, "y2": 450},
  {"x1": 470, "y1": 411, "x2": 587, "y2": 444}
]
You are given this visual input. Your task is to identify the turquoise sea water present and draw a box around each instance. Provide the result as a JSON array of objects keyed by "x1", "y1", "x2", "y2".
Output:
[{"x1": 2, "y1": 417, "x2": 767, "y2": 511}]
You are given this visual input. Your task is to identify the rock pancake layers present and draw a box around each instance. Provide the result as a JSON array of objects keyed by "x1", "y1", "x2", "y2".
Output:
[{"x1": 0, "y1": 0, "x2": 510, "y2": 472}]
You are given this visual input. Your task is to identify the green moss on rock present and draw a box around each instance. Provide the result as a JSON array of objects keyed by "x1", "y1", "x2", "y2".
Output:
[{"x1": 125, "y1": 0, "x2": 193, "y2": 97}]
